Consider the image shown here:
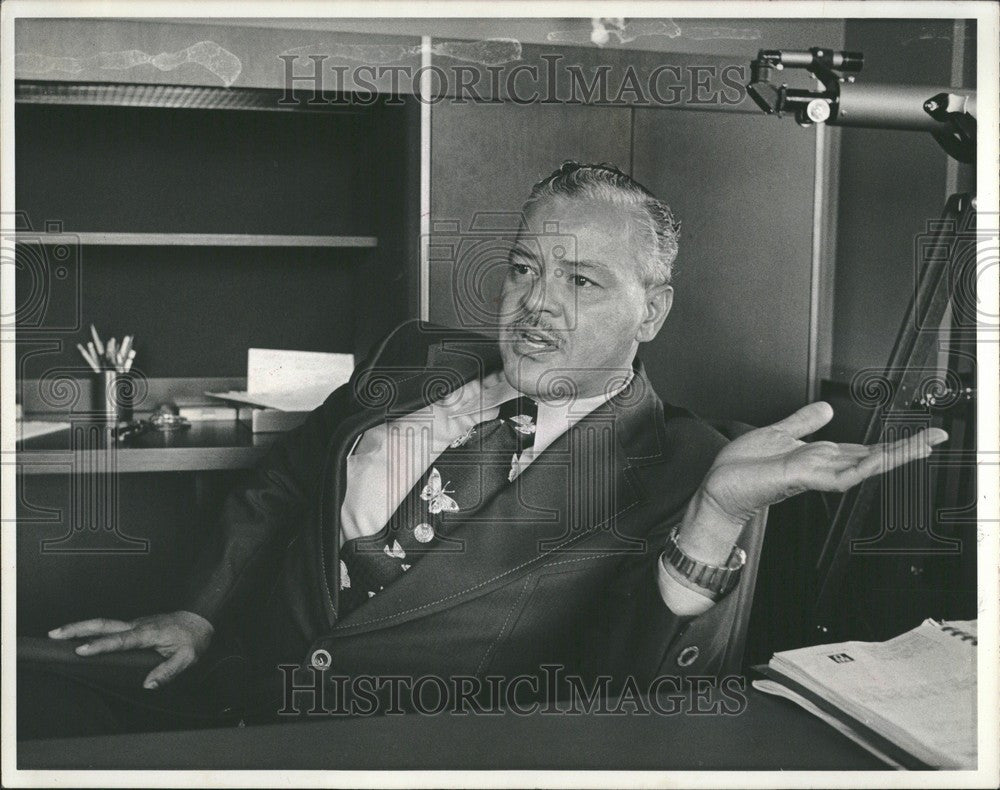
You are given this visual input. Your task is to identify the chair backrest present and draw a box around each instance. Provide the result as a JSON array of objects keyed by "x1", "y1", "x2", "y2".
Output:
[{"x1": 705, "y1": 418, "x2": 769, "y2": 676}]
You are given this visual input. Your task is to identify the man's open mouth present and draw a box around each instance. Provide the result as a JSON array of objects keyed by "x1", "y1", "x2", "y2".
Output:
[{"x1": 510, "y1": 326, "x2": 559, "y2": 355}]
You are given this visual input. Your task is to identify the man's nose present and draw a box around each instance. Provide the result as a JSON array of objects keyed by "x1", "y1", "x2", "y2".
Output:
[{"x1": 521, "y1": 271, "x2": 565, "y2": 318}]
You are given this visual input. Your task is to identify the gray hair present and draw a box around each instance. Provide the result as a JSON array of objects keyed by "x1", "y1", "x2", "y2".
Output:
[{"x1": 521, "y1": 161, "x2": 680, "y2": 285}]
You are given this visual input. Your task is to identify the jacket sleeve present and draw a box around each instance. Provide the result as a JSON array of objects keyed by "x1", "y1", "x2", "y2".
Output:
[
  {"x1": 655, "y1": 506, "x2": 768, "y2": 678},
  {"x1": 599, "y1": 500, "x2": 758, "y2": 686},
  {"x1": 179, "y1": 377, "x2": 357, "y2": 627},
  {"x1": 584, "y1": 503, "x2": 697, "y2": 689},
  {"x1": 600, "y1": 412, "x2": 757, "y2": 684},
  {"x1": 180, "y1": 321, "x2": 422, "y2": 627}
]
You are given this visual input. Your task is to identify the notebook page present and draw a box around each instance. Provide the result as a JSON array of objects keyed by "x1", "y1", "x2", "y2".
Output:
[{"x1": 770, "y1": 619, "x2": 976, "y2": 768}]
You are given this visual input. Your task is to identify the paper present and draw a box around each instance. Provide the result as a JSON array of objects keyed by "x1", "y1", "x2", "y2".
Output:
[
  {"x1": 767, "y1": 619, "x2": 977, "y2": 769},
  {"x1": 204, "y1": 387, "x2": 335, "y2": 412},
  {"x1": 18, "y1": 421, "x2": 71, "y2": 441},
  {"x1": 245, "y1": 348, "x2": 355, "y2": 394},
  {"x1": 206, "y1": 348, "x2": 355, "y2": 413}
]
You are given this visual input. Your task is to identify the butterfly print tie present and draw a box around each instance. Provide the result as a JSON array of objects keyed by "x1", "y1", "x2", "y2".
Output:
[
  {"x1": 337, "y1": 395, "x2": 538, "y2": 616},
  {"x1": 419, "y1": 468, "x2": 460, "y2": 514}
]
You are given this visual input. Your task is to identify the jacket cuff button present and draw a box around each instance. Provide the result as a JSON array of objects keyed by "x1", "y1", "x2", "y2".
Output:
[{"x1": 311, "y1": 648, "x2": 332, "y2": 670}]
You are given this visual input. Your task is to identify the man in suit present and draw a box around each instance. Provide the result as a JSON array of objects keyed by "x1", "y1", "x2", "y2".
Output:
[{"x1": 24, "y1": 162, "x2": 945, "y2": 735}]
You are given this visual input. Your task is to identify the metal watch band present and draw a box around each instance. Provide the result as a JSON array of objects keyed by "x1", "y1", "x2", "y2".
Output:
[{"x1": 663, "y1": 525, "x2": 747, "y2": 596}]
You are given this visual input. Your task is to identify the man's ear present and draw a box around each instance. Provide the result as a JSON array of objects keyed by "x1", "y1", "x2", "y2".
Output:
[{"x1": 636, "y1": 283, "x2": 674, "y2": 343}]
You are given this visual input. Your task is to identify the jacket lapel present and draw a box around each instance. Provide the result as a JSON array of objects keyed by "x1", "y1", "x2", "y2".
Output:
[
  {"x1": 316, "y1": 332, "x2": 504, "y2": 622},
  {"x1": 328, "y1": 359, "x2": 665, "y2": 637}
]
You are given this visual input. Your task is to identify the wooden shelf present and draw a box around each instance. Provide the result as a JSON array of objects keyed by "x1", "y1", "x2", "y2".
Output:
[
  {"x1": 16, "y1": 420, "x2": 280, "y2": 474},
  {"x1": 16, "y1": 232, "x2": 377, "y2": 248}
]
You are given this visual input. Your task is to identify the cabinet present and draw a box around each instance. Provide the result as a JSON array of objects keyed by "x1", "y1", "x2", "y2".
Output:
[
  {"x1": 15, "y1": 91, "x2": 420, "y2": 379},
  {"x1": 14, "y1": 82, "x2": 421, "y2": 634}
]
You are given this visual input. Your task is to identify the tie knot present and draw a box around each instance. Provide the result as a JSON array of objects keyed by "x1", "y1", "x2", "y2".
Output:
[
  {"x1": 497, "y1": 395, "x2": 537, "y2": 424},
  {"x1": 497, "y1": 396, "x2": 538, "y2": 451}
]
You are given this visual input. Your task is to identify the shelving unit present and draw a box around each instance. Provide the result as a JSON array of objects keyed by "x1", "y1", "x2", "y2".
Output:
[
  {"x1": 18, "y1": 232, "x2": 378, "y2": 247},
  {"x1": 14, "y1": 81, "x2": 420, "y2": 378}
]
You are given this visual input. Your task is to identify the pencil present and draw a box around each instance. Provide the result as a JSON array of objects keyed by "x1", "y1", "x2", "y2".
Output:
[
  {"x1": 89, "y1": 324, "x2": 105, "y2": 356},
  {"x1": 76, "y1": 343, "x2": 101, "y2": 374},
  {"x1": 86, "y1": 341, "x2": 102, "y2": 370}
]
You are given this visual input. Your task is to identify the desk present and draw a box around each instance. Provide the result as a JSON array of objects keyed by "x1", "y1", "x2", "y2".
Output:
[
  {"x1": 17, "y1": 419, "x2": 279, "y2": 474},
  {"x1": 17, "y1": 686, "x2": 886, "y2": 770},
  {"x1": 16, "y1": 376, "x2": 282, "y2": 474}
]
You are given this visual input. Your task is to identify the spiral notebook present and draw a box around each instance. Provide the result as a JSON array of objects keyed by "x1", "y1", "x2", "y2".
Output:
[{"x1": 753, "y1": 619, "x2": 977, "y2": 770}]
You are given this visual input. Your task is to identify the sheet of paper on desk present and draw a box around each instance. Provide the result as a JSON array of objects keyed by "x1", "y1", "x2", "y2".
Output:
[
  {"x1": 18, "y1": 421, "x2": 72, "y2": 441},
  {"x1": 205, "y1": 348, "x2": 355, "y2": 412}
]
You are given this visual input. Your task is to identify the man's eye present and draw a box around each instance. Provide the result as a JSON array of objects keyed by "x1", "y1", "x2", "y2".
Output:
[
  {"x1": 510, "y1": 262, "x2": 532, "y2": 276},
  {"x1": 572, "y1": 274, "x2": 596, "y2": 288}
]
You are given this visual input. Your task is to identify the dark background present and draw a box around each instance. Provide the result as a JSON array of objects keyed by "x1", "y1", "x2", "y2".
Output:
[{"x1": 15, "y1": 99, "x2": 414, "y2": 377}]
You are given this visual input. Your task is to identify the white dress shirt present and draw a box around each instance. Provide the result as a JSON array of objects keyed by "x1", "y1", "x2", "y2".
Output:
[{"x1": 340, "y1": 370, "x2": 715, "y2": 616}]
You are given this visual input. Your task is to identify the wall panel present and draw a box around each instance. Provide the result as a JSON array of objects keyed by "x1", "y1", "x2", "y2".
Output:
[
  {"x1": 632, "y1": 109, "x2": 817, "y2": 426},
  {"x1": 429, "y1": 101, "x2": 632, "y2": 330}
]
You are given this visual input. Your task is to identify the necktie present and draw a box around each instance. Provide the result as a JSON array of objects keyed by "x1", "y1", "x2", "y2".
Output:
[{"x1": 338, "y1": 395, "x2": 538, "y2": 616}]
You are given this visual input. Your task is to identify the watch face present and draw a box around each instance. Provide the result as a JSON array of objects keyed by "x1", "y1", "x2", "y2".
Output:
[{"x1": 727, "y1": 547, "x2": 748, "y2": 570}]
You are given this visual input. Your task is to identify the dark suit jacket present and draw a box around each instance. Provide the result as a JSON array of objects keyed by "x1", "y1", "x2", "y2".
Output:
[{"x1": 184, "y1": 321, "x2": 745, "y2": 693}]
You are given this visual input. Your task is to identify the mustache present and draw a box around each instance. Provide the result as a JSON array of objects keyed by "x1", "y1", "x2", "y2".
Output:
[
  {"x1": 507, "y1": 312, "x2": 556, "y2": 331},
  {"x1": 505, "y1": 315, "x2": 562, "y2": 345}
]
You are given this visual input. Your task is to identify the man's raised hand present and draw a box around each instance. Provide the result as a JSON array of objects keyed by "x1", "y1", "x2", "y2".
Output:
[
  {"x1": 678, "y1": 402, "x2": 948, "y2": 563},
  {"x1": 48, "y1": 611, "x2": 214, "y2": 690}
]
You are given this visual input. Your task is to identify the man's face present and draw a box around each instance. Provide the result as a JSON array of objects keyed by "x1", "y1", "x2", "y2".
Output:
[{"x1": 498, "y1": 196, "x2": 672, "y2": 400}]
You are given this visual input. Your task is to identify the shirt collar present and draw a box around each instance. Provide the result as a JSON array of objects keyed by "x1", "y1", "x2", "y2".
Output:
[
  {"x1": 448, "y1": 369, "x2": 634, "y2": 456},
  {"x1": 532, "y1": 374, "x2": 632, "y2": 455}
]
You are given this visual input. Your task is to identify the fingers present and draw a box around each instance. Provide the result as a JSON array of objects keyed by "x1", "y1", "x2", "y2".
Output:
[
  {"x1": 75, "y1": 628, "x2": 147, "y2": 656},
  {"x1": 50, "y1": 617, "x2": 150, "y2": 657},
  {"x1": 143, "y1": 650, "x2": 194, "y2": 691},
  {"x1": 862, "y1": 427, "x2": 947, "y2": 475},
  {"x1": 922, "y1": 427, "x2": 949, "y2": 447},
  {"x1": 769, "y1": 401, "x2": 834, "y2": 440},
  {"x1": 48, "y1": 618, "x2": 132, "y2": 640},
  {"x1": 833, "y1": 444, "x2": 874, "y2": 459},
  {"x1": 836, "y1": 428, "x2": 948, "y2": 487}
]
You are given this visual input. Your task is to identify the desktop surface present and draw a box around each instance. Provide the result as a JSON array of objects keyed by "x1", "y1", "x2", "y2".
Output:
[
  {"x1": 18, "y1": 685, "x2": 886, "y2": 771},
  {"x1": 16, "y1": 419, "x2": 279, "y2": 473}
]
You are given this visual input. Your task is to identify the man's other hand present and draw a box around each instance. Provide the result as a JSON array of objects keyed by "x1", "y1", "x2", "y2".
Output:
[
  {"x1": 678, "y1": 401, "x2": 948, "y2": 563},
  {"x1": 48, "y1": 611, "x2": 214, "y2": 690}
]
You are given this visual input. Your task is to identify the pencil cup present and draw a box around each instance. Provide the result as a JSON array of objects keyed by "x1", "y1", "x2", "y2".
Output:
[{"x1": 96, "y1": 370, "x2": 133, "y2": 424}]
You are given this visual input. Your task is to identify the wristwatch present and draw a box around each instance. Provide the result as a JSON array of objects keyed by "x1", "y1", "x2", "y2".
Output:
[{"x1": 663, "y1": 524, "x2": 747, "y2": 597}]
